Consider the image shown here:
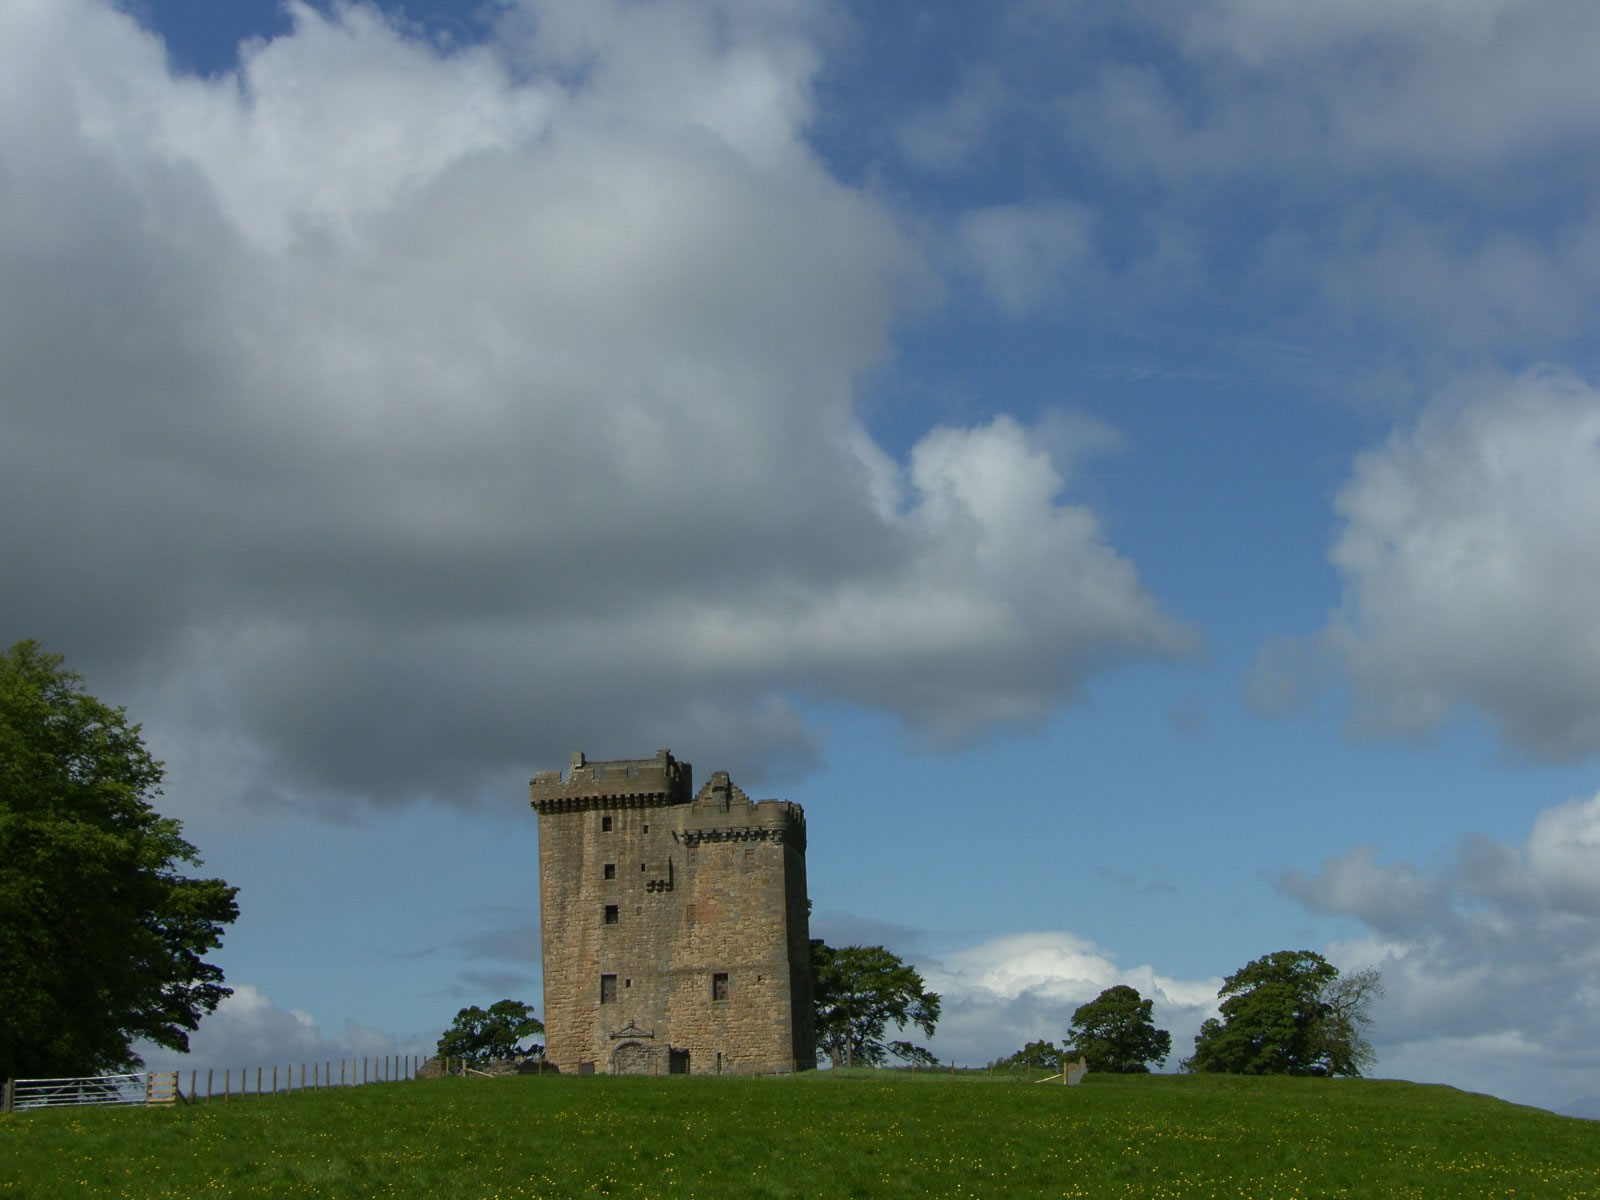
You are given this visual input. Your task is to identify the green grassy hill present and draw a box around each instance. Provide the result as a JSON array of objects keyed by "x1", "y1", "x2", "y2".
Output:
[{"x1": 3, "y1": 1071, "x2": 1596, "y2": 1198}]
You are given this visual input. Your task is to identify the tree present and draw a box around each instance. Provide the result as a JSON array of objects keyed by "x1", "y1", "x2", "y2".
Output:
[
  {"x1": 436, "y1": 999, "x2": 544, "y2": 1063},
  {"x1": 810, "y1": 941, "x2": 941, "y2": 1068},
  {"x1": 1317, "y1": 966, "x2": 1383, "y2": 1077},
  {"x1": 1183, "y1": 950, "x2": 1379, "y2": 1077},
  {"x1": 0, "y1": 641, "x2": 239, "y2": 1080},
  {"x1": 989, "y1": 1039, "x2": 1064, "y2": 1072},
  {"x1": 888, "y1": 1040, "x2": 941, "y2": 1068},
  {"x1": 1067, "y1": 985, "x2": 1172, "y2": 1073}
]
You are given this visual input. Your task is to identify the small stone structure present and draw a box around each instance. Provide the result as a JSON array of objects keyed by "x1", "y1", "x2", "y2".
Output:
[{"x1": 531, "y1": 749, "x2": 814, "y2": 1075}]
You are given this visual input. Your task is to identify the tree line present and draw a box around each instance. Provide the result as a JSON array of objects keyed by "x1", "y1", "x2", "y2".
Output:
[
  {"x1": 438, "y1": 947, "x2": 1380, "y2": 1080},
  {"x1": 990, "y1": 952, "x2": 1381, "y2": 1077},
  {"x1": 4, "y1": 640, "x2": 1379, "y2": 1085}
]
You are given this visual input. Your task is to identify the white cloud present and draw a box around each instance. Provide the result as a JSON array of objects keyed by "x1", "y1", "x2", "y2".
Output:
[
  {"x1": 1280, "y1": 792, "x2": 1600, "y2": 1108},
  {"x1": 920, "y1": 932, "x2": 1219, "y2": 1068},
  {"x1": 134, "y1": 984, "x2": 427, "y2": 1075},
  {"x1": 1311, "y1": 369, "x2": 1600, "y2": 760},
  {"x1": 0, "y1": 0, "x2": 1190, "y2": 813}
]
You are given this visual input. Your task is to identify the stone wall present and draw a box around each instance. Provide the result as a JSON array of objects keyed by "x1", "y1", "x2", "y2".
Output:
[{"x1": 531, "y1": 750, "x2": 814, "y2": 1075}]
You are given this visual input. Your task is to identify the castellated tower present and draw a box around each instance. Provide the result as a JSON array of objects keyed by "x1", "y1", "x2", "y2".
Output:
[{"x1": 530, "y1": 749, "x2": 814, "y2": 1075}]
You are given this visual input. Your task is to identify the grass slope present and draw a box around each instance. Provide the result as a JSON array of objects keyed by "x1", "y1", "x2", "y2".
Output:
[{"x1": 3, "y1": 1072, "x2": 1597, "y2": 1199}]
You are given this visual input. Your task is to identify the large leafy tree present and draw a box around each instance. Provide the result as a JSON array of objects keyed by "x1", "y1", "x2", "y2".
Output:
[
  {"x1": 1184, "y1": 950, "x2": 1379, "y2": 1077},
  {"x1": 0, "y1": 641, "x2": 239, "y2": 1080},
  {"x1": 436, "y1": 999, "x2": 544, "y2": 1063},
  {"x1": 1067, "y1": 985, "x2": 1172, "y2": 1073},
  {"x1": 810, "y1": 942, "x2": 941, "y2": 1068}
]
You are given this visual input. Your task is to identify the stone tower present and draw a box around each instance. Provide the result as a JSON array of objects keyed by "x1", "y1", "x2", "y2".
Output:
[{"x1": 530, "y1": 749, "x2": 814, "y2": 1075}]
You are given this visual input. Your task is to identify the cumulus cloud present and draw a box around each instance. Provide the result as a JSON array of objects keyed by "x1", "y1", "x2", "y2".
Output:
[
  {"x1": 0, "y1": 0, "x2": 1191, "y2": 814},
  {"x1": 1274, "y1": 369, "x2": 1600, "y2": 761},
  {"x1": 135, "y1": 984, "x2": 427, "y2": 1074},
  {"x1": 1280, "y1": 792, "x2": 1600, "y2": 1106},
  {"x1": 919, "y1": 932, "x2": 1219, "y2": 1068}
]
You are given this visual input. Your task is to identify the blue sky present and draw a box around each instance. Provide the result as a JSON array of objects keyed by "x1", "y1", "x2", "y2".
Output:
[{"x1": 6, "y1": 0, "x2": 1600, "y2": 1113}]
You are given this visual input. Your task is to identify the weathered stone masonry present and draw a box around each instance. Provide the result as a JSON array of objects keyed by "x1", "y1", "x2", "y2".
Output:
[{"x1": 531, "y1": 749, "x2": 814, "y2": 1075}]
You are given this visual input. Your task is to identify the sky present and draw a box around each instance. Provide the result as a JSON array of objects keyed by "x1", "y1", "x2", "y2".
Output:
[{"x1": 4, "y1": 0, "x2": 1600, "y2": 1115}]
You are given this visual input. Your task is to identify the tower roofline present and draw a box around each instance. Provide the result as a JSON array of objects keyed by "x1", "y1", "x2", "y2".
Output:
[{"x1": 530, "y1": 748, "x2": 694, "y2": 814}]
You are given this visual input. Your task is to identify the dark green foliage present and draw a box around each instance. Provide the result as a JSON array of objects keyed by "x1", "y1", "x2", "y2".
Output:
[
  {"x1": 989, "y1": 1039, "x2": 1063, "y2": 1072},
  {"x1": 810, "y1": 941, "x2": 940, "y2": 1068},
  {"x1": 0, "y1": 640, "x2": 239, "y2": 1080},
  {"x1": 888, "y1": 1040, "x2": 940, "y2": 1067},
  {"x1": 1185, "y1": 950, "x2": 1378, "y2": 1077},
  {"x1": 1067, "y1": 985, "x2": 1172, "y2": 1073},
  {"x1": 436, "y1": 999, "x2": 544, "y2": 1063}
]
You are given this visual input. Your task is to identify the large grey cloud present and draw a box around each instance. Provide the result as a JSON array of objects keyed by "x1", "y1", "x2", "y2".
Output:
[
  {"x1": 0, "y1": 0, "x2": 1192, "y2": 814},
  {"x1": 1280, "y1": 790, "x2": 1600, "y2": 1107}
]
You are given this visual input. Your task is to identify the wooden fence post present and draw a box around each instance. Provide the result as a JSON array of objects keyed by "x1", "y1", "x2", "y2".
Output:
[
  {"x1": 3, "y1": 1078, "x2": 12, "y2": 1112},
  {"x1": 207, "y1": 1068, "x2": 213, "y2": 1101}
]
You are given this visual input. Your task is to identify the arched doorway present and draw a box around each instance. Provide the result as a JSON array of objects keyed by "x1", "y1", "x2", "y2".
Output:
[{"x1": 611, "y1": 1041, "x2": 655, "y2": 1075}]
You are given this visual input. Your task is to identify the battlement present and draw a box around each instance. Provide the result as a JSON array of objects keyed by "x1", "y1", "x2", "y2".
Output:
[{"x1": 530, "y1": 748, "x2": 694, "y2": 814}]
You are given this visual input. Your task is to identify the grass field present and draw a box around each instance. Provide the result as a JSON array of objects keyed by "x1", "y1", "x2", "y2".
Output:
[{"x1": 3, "y1": 1070, "x2": 1598, "y2": 1199}]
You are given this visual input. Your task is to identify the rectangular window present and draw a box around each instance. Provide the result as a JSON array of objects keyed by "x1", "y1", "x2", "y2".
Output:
[
  {"x1": 600, "y1": 974, "x2": 617, "y2": 1004},
  {"x1": 604, "y1": 905, "x2": 618, "y2": 925},
  {"x1": 603, "y1": 862, "x2": 616, "y2": 879},
  {"x1": 642, "y1": 823, "x2": 649, "y2": 833},
  {"x1": 685, "y1": 903, "x2": 697, "y2": 924},
  {"x1": 744, "y1": 848, "x2": 754, "y2": 861},
  {"x1": 601, "y1": 816, "x2": 613, "y2": 832},
  {"x1": 712, "y1": 972, "x2": 729, "y2": 1002}
]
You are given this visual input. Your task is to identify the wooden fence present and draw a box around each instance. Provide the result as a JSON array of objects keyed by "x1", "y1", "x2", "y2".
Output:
[{"x1": 175, "y1": 1054, "x2": 424, "y2": 1102}]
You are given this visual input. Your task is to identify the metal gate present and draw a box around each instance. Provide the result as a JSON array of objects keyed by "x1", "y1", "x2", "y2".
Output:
[{"x1": 4, "y1": 1073, "x2": 152, "y2": 1110}]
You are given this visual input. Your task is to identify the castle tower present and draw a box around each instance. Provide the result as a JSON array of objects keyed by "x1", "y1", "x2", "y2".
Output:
[{"x1": 530, "y1": 749, "x2": 814, "y2": 1075}]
